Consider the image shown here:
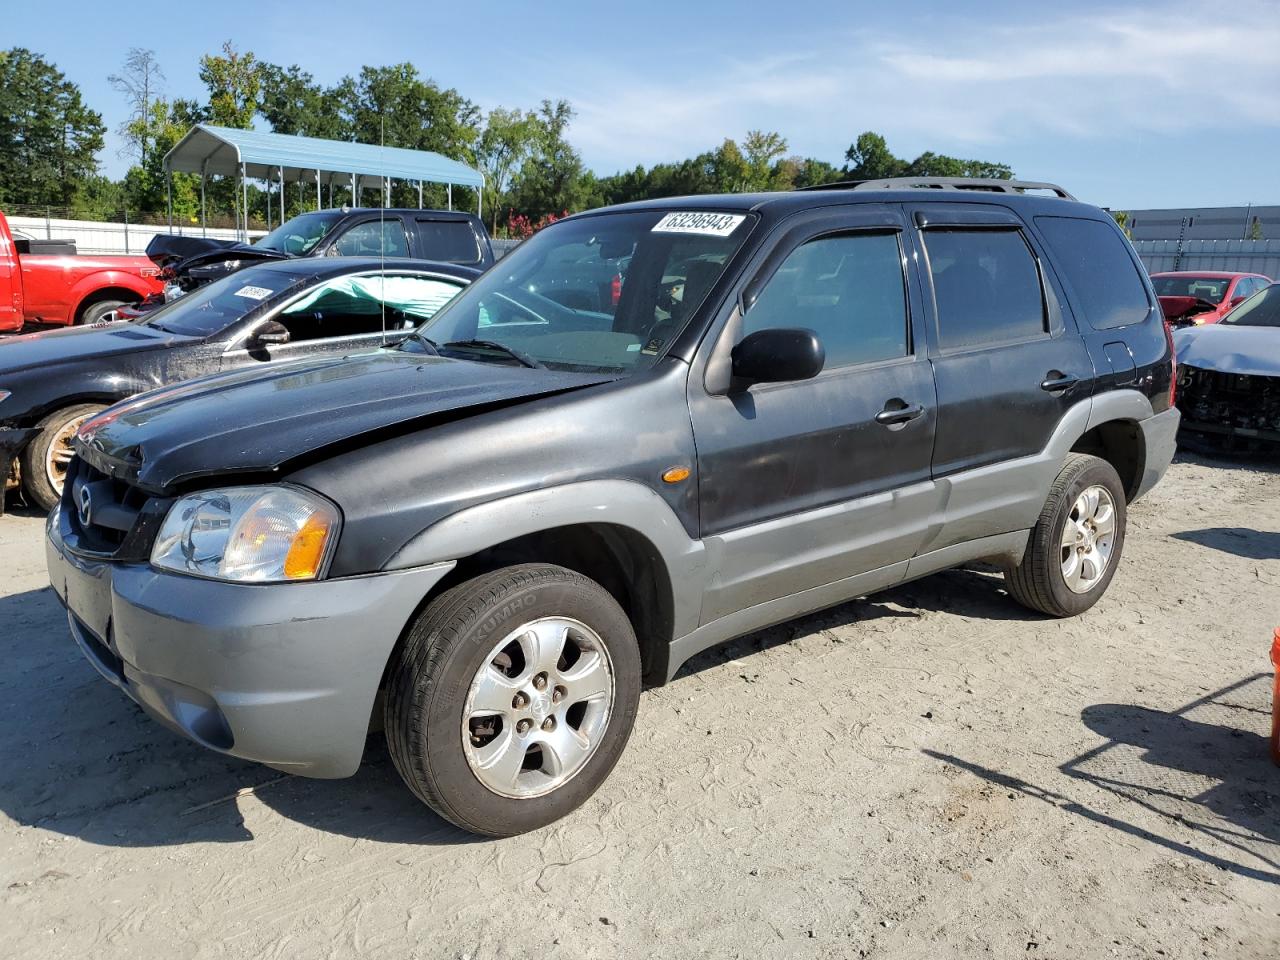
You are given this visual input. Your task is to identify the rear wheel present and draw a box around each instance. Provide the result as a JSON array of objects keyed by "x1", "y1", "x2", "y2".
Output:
[
  {"x1": 20, "y1": 403, "x2": 106, "y2": 511},
  {"x1": 1004, "y1": 453, "x2": 1127, "y2": 617},
  {"x1": 384, "y1": 563, "x2": 641, "y2": 837}
]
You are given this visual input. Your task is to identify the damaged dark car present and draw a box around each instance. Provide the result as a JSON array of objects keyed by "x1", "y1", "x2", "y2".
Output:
[
  {"x1": 0, "y1": 257, "x2": 475, "y2": 512},
  {"x1": 1174, "y1": 281, "x2": 1280, "y2": 451}
]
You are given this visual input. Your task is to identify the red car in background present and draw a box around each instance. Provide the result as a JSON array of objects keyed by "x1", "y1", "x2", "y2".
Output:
[
  {"x1": 1151, "y1": 270, "x2": 1272, "y2": 327},
  {"x1": 0, "y1": 211, "x2": 164, "y2": 333}
]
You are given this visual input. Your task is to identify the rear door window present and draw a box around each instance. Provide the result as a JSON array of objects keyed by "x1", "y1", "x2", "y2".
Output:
[
  {"x1": 924, "y1": 229, "x2": 1046, "y2": 350},
  {"x1": 415, "y1": 219, "x2": 481, "y2": 263},
  {"x1": 276, "y1": 273, "x2": 464, "y2": 341},
  {"x1": 1034, "y1": 216, "x2": 1151, "y2": 329},
  {"x1": 743, "y1": 232, "x2": 909, "y2": 368},
  {"x1": 331, "y1": 220, "x2": 410, "y2": 258}
]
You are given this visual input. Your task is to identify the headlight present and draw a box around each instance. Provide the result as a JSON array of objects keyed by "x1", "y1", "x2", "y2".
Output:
[{"x1": 151, "y1": 485, "x2": 340, "y2": 583}]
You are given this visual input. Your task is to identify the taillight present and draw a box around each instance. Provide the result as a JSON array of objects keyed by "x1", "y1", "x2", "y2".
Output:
[
  {"x1": 1163, "y1": 318, "x2": 1177, "y2": 407},
  {"x1": 610, "y1": 273, "x2": 622, "y2": 307}
]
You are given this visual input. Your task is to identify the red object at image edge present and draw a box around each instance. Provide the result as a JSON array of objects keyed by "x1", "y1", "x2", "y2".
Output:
[{"x1": 1271, "y1": 628, "x2": 1280, "y2": 767}]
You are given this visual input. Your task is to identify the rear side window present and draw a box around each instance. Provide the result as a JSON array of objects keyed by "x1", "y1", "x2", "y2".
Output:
[
  {"x1": 923, "y1": 229, "x2": 1045, "y2": 350},
  {"x1": 1034, "y1": 216, "x2": 1150, "y2": 329},
  {"x1": 743, "y1": 232, "x2": 909, "y2": 368},
  {"x1": 416, "y1": 219, "x2": 481, "y2": 264}
]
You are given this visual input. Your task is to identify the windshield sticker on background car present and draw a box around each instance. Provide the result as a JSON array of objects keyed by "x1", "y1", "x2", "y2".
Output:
[
  {"x1": 651, "y1": 212, "x2": 746, "y2": 237},
  {"x1": 233, "y1": 285, "x2": 274, "y2": 300}
]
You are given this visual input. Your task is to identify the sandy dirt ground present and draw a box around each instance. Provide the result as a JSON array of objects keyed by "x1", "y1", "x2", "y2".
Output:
[{"x1": 1, "y1": 452, "x2": 1278, "y2": 959}]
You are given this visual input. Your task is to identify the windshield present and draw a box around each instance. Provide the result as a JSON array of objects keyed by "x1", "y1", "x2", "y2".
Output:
[
  {"x1": 1151, "y1": 275, "x2": 1232, "y2": 304},
  {"x1": 255, "y1": 211, "x2": 345, "y2": 255},
  {"x1": 142, "y1": 266, "x2": 309, "y2": 337},
  {"x1": 408, "y1": 209, "x2": 752, "y2": 372},
  {"x1": 1221, "y1": 283, "x2": 1279, "y2": 327}
]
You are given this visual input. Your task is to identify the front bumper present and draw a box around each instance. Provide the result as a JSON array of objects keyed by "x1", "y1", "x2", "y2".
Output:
[
  {"x1": 1133, "y1": 407, "x2": 1181, "y2": 502},
  {"x1": 45, "y1": 506, "x2": 455, "y2": 778}
]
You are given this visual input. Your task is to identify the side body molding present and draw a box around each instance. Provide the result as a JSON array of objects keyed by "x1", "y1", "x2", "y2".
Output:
[{"x1": 385, "y1": 478, "x2": 710, "y2": 641}]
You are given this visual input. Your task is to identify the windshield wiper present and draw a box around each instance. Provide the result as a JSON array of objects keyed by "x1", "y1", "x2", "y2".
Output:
[
  {"x1": 395, "y1": 331, "x2": 440, "y2": 355},
  {"x1": 442, "y1": 339, "x2": 544, "y2": 369}
]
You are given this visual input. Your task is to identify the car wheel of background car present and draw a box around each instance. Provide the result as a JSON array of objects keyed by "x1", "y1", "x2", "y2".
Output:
[
  {"x1": 1003, "y1": 453, "x2": 1127, "y2": 618},
  {"x1": 77, "y1": 299, "x2": 128, "y2": 326},
  {"x1": 384, "y1": 563, "x2": 642, "y2": 837},
  {"x1": 19, "y1": 403, "x2": 106, "y2": 512}
]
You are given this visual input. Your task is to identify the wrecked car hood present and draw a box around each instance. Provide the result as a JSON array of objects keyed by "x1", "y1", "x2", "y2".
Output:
[
  {"x1": 75, "y1": 351, "x2": 617, "y2": 491},
  {"x1": 145, "y1": 233, "x2": 239, "y2": 269},
  {"x1": 0, "y1": 322, "x2": 187, "y2": 375},
  {"x1": 1174, "y1": 324, "x2": 1280, "y2": 377}
]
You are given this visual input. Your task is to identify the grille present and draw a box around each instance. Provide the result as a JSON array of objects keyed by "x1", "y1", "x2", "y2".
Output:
[
  {"x1": 1177, "y1": 366, "x2": 1280, "y2": 444},
  {"x1": 64, "y1": 457, "x2": 154, "y2": 556}
]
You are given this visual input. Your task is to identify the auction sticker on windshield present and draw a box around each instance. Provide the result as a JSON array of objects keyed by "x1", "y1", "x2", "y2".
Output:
[
  {"x1": 652, "y1": 212, "x2": 746, "y2": 237},
  {"x1": 234, "y1": 285, "x2": 273, "y2": 300}
]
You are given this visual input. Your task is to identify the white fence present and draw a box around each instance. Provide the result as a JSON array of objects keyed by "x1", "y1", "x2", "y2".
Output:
[
  {"x1": 1133, "y1": 238, "x2": 1280, "y2": 278},
  {"x1": 8, "y1": 216, "x2": 264, "y2": 256}
]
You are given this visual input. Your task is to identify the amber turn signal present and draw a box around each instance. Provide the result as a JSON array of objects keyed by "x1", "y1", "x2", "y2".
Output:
[
  {"x1": 661, "y1": 466, "x2": 691, "y2": 484},
  {"x1": 284, "y1": 512, "x2": 334, "y2": 579}
]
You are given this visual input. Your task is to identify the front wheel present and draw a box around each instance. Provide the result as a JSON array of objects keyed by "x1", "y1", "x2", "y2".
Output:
[
  {"x1": 20, "y1": 403, "x2": 107, "y2": 512},
  {"x1": 384, "y1": 564, "x2": 641, "y2": 837},
  {"x1": 1003, "y1": 453, "x2": 1127, "y2": 617},
  {"x1": 77, "y1": 299, "x2": 128, "y2": 326}
]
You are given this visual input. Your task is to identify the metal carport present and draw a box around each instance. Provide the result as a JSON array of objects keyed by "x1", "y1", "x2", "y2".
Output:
[{"x1": 163, "y1": 124, "x2": 485, "y2": 239}]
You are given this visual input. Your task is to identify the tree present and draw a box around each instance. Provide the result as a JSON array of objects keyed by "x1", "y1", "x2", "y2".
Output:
[
  {"x1": 742, "y1": 130, "x2": 788, "y2": 191},
  {"x1": 508, "y1": 100, "x2": 593, "y2": 220},
  {"x1": 108, "y1": 48, "x2": 165, "y2": 167},
  {"x1": 843, "y1": 131, "x2": 1012, "y2": 181},
  {"x1": 258, "y1": 63, "x2": 346, "y2": 139},
  {"x1": 476, "y1": 107, "x2": 540, "y2": 231},
  {"x1": 0, "y1": 48, "x2": 105, "y2": 208},
  {"x1": 199, "y1": 41, "x2": 261, "y2": 129}
]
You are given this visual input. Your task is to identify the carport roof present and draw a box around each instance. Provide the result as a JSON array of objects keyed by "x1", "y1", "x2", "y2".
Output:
[{"x1": 162, "y1": 124, "x2": 484, "y2": 188}]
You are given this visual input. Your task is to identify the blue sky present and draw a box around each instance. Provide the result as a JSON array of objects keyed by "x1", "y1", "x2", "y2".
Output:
[{"x1": 7, "y1": 0, "x2": 1278, "y2": 210}]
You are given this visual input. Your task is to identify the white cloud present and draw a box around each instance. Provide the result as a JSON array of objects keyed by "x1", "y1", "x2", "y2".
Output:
[{"x1": 543, "y1": 0, "x2": 1280, "y2": 172}]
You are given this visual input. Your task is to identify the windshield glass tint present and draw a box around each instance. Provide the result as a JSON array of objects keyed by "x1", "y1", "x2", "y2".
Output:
[
  {"x1": 142, "y1": 268, "x2": 307, "y2": 337},
  {"x1": 255, "y1": 211, "x2": 345, "y2": 255},
  {"x1": 412, "y1": 210, "x2": 752, "y2": 372},
  {"x1": 1221, "y1": 284, "x2": 1279, "y2": 327},
  {"x1": 1151, "y1": 275, "x2": 1231, "y2": 304}
]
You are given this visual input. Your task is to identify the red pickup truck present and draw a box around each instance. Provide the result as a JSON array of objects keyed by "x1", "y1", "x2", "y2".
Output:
[{"x1": 0, "y1": 211, "x2": 165, "y2": 332}]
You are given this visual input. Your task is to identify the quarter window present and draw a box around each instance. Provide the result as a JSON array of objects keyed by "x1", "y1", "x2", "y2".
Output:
[
  {"x1": 1034, "y1": 216, "x2": 1150, "y2": 329},
  {"x1": 416, "y1": 219, "x2": 481, "y2": 263},
  {"x1": 331, "y1": 220, "x2": 410, "y2": 258},
  {"x1": 924, "y1": 229, "x2": 1046, "y2": 349},
  {"x1": 742, "y1": 232, "x2": 909, "y2": 368}
]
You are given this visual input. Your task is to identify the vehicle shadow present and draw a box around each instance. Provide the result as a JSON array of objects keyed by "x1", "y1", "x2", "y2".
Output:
[
  {"x1": 1174, "y1": 447, "x2": 1280, "y2": 475},
  {"x1": 1170, "y1": 527, "x2": 1280, "y2": 561},
  {"x1": 925, "y1": 675, "x2": 1280, "y2": 884},
  {"x1": 0, "y1": 586, "x2": 479, "y2": 848}
]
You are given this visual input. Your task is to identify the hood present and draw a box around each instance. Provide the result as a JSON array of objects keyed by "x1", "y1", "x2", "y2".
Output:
[
  {"x1": 0, "y1": 322, "x2": 185, "y2": 375},
  {"x1": 75, "y1": 351, "x2": 618, "y2": 492},
  {"x1": 145, "y1": 233, "x2": 238, "y2": 269},
  {"x1": 1158, "y1": 295, "x2": 1218, "y2": 322},
  {"x1": 176, "y1": 243, "x2": 291, "y2": 276},
  {"x1": 1174, "y1": 323, "x2": 1280, "y2": 377}
]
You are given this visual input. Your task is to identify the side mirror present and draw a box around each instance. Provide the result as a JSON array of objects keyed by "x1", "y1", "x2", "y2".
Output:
[
  {"x1": 250, "y1": 320, "x2": 291, "y2": 347},
  {"x1": 730, "y1": 328, "x2": 825, "y2": 387}
]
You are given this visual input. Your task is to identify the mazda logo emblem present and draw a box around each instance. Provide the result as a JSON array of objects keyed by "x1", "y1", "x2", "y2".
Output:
[{"x1": 77, "y1": 485, "x2": 93, "y2": 527}]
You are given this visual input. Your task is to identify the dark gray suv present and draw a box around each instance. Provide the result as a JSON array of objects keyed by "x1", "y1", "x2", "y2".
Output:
[{"x1": 46, "y1": 178, "x2": 1179, "y2": 837}]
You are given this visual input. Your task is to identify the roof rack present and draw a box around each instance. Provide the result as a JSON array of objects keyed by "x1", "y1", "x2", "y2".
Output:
[{"x1": 799, "y1": 177, "x2": 1075, "y2": 200}]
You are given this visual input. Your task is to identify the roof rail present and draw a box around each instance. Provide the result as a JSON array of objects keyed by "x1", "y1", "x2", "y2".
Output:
[{"x1": 799, "y1": 177, "x2": 1076, "y2": 200}]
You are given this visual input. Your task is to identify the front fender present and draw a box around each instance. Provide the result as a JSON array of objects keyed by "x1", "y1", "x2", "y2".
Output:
[
  {"x1": 65, "y1": 271, "x2": 162, "y2": 323},
  {"x1": 385, "y1": 478, "x2": 711, "y2": 642}
]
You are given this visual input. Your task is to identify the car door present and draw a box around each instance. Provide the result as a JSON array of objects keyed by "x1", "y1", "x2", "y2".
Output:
[
  {"x1": 906, "y1": 203, "x2": 1093, "y2": 549},
  {"x1": 688, "y1": 206, "x2": 938, "y2": 624},
  {"x1": 221, "y1": 271, "x2": 467, "y2": 368}
]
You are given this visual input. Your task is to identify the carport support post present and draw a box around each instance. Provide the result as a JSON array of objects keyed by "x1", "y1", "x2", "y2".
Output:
[
  {"x1": 199, "y1": 161, "x2": 208, "y2": 237},
  {"x1": 266, "y1": 174, "x2": 272, "y2": 230},
  {"x1": 417, "y1": 181, "x2": 423, "y2": 209},
  {"x1": 477, "y1": 184, "x2": 482, "y2": 219},
  {"x1": 315, "y1": 170, "x2": 322, "y2": 210},
  {"x1": 240, "y1": 163, "x2": 249, "y2": 242},
  {"x1": 351, "y1": 173, "x2": 357, "y2": 208},
  {"x1": 447, "y1": 184, "x2": 452, "y2": 211},
  {"x1": 165, "y1": 171, "x2": 173, "y2": 231},
  {"x1": 280, "y1": 166, "x2": 286, "y2": 223}
]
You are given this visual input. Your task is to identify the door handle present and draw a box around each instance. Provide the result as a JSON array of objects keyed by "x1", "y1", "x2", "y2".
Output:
[
  {"x1": 1040, "y1": 372, "x2": 1079, "y2": 392},
  {"x1": 875, "y1": 402, "x2": 925, "y2": 426}
]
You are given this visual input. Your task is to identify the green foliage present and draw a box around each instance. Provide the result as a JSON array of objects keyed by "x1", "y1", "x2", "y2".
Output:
[
  {"x1": 507, "y1": 100, "x2": 598, "y2": 221},
  {"x1": 843, "y1": 130, "x2": 1012, "y2": 181},
  {"x1": 199, "y1": 41, "x2": 261, "y2": 129},
  {"x1": 0, "y1": 48, "x2": 105, "y2": 207},
  {"x1": 258, "y1": 64, "x2": 344, "y2": 139},
  {"x1": 476, "y1": 107, "x2": 542, "y2": 231},
  {"x1": 1110, "y1": 210, "x2": 1131, "y2": 238},
  {"x1": 1249, "y1": 218, "x2": 1264, "y2": 241}
]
